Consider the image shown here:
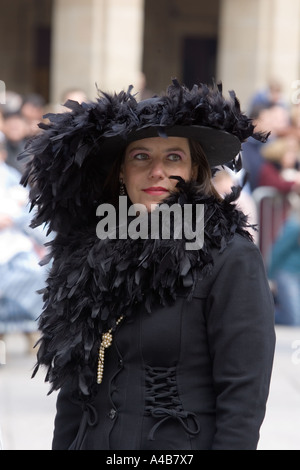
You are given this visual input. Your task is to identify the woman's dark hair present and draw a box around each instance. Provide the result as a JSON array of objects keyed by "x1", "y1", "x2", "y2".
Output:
[
  {"x1": 188, "y1": 140, "x2": 221, "y2": 200},
  {"x1": 102, "y1": 138, "x2": 221, "y2": 206}
]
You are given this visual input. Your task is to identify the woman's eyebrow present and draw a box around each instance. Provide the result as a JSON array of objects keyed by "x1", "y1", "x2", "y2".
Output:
[
  {"x1": 164, "y1": 147, "x2": 187, "y2": 153},
  {"x1": 128, "y1": 145, "x2": 151, "y2": 152}
]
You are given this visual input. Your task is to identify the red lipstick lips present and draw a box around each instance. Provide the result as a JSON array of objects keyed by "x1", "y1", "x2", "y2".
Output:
[{"x1": 143, "y1": 187, "x2": 169, "y2": 195}]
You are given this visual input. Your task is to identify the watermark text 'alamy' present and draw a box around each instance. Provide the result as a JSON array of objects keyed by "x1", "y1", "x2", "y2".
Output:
[{"x1": 96, "y1": 196, "x2": 204, "y2": 250}]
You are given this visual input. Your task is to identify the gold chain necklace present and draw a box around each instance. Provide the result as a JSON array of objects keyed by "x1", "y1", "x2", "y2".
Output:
[{"x1": 97, "y1": 315, "x2": 124, "y2": 384}]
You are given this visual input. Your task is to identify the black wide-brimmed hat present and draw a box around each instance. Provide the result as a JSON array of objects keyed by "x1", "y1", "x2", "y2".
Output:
[{"x1": 21, "y1": 79, "x2": 267, "y2": 233}]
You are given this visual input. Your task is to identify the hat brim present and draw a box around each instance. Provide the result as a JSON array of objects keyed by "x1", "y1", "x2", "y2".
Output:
[{"x1": 100, "y1": 125, "x2": 241, "y2": 169}]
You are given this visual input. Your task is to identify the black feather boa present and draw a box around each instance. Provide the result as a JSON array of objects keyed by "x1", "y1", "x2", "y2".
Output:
[{"x1": 33, "y1": 180, "x2": 253, "y2": 398}]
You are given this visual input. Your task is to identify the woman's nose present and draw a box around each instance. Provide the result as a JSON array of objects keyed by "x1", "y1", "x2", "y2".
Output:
[{"x1": 148, "y1": 160, "x2": 166, "y2": 179}]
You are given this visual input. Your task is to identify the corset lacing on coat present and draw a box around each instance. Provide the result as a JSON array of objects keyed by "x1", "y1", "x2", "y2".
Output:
[{"x1": 144, "y1": 365, "x2": 200, "y2": 441}]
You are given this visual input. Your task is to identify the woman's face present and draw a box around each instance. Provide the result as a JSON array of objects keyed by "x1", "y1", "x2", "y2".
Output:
[{"x1": 120, "y1": 136, "x2": 197, "y2": 211}]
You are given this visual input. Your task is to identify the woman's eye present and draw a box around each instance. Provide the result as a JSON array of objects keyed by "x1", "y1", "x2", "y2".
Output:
[
  {"x1": 133, "y1": 153, "x2": 149, "y2": 160},
  {"x1": 168, "y1": 153, "x2": 181, "y2": 161}
]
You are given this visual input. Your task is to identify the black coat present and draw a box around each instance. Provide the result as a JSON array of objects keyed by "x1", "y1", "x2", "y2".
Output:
[
  {"x1": 34, "y1": 185, "x2": 275, "y2": 451},
  {"x1": 51, "y1": 233, "x2": 275, "y2": 450}
]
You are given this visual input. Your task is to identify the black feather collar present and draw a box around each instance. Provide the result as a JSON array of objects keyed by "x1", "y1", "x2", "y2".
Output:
[{"x1": 33, "y1": 180, "x2": 253, "y2": 397}]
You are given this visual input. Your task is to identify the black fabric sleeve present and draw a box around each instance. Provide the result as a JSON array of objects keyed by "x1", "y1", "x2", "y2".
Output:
[
  {"x1": 52, "y1": 382, "x2": 83, "y2": 450},
  {"x1": 205, "y1": 236, "x2": 276, "y2": 450}
]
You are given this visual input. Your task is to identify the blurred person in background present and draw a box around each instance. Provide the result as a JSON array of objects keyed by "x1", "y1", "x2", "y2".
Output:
[
  {"x1": 259, "y1": 136, "x2": 300, "y2": 194},
  {"x1": 1, "y1": 91, "x2": 22, "y2": 114},
  {"x1": 257, "y1": 136, "x2": 300, "y2": 278},
  {"x1": 268, "y1": 193, "x2": 300, "y2": 325},
  {"x1": 0, "y1": 141, "x2": 49, "y2": 351},
  {"x1": 0, "y1": 90, "x2": 22, "y2": 142},
  {"x1": 59, "y1": 88, "x2": 89, "y2": 112},
  {"x1": 248, "y1": 78, "x2": 288, "y2": 112},
  {"x1": 20, "y1": 93, "x2": 46, "y2": 138},
  {"x1": 134, "y1": 72, "x2": 154, "y2": 101},
  {"x1": 61, "y1": 87, "x2": 88, "y2": 104},
  {"x1": 0, "y1": 108, "x2": 4, "y2": 142},
  {"x1": 289, "y1": 102, "x2": 300, "y2": 143},
  {"x1": 2, "y1": 111, "x2": 29, "y2": 174},
  {"x1": 1, "y1": 92, "x2": 46, "y2": 173},
  {"x1": 241, "y1": 103, "x2": 290, "y2": 192}
]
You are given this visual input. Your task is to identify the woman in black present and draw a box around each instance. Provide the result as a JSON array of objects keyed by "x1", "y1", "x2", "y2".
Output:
[{"x1": 22, "y1": 80, "x2": 275, "y2": 450}]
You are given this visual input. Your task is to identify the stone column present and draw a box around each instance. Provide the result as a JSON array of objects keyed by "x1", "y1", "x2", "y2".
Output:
[
  {"x1": 50, "y1": 0, "x2": 144, "y2": 104},
  {"x1": 217, "y1": 0, "x2": 300, "y2": 108}
]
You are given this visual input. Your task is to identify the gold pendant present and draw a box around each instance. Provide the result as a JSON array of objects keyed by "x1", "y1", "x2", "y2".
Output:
[
  {"x1": 97, "y1": 316, "x2": 123, "y2": 384},
  {"x1": 97, "y1": 332, "x2": 113, "y2": 384}
]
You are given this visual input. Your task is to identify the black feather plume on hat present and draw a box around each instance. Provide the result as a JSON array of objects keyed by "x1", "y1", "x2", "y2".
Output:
[{"x1": 20, "y1": 79, "x2": 268, "y2": 235}]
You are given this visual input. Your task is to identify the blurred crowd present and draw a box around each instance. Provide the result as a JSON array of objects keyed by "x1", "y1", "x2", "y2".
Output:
[
  {"x1": 242, "y1": 79, "x2": 300, "y2": 326},
  {"x1": 213, "y1": 80, "x2": 300, "y2": 327},
  {"x1": 0, "y1": 91, "x2": 50, "y2": 350},
  {"x1": 0, "y1": 88, "x2": 91, "y2": 351},
  {"x1": 0, "y1": 79, "x2": 299, "y2": 351}
]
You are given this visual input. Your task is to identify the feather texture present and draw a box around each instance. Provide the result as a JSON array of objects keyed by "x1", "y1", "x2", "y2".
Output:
[
  {"x1": 20, "y1": 80, "x2": 267, "y2": 236},
  {"x1": 32, "y1": 180, "x2": 254, "y2": 398}
]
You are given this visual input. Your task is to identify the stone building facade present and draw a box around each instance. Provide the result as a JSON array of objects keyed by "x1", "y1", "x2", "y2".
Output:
[{"x1": 1, "y1": 0, "x2": 300, "y2": 109}]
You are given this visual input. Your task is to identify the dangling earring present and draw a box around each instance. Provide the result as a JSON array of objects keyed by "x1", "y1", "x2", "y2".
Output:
[{"x1": 119, "y1": 179, "x2": 126, "y2": 195}]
